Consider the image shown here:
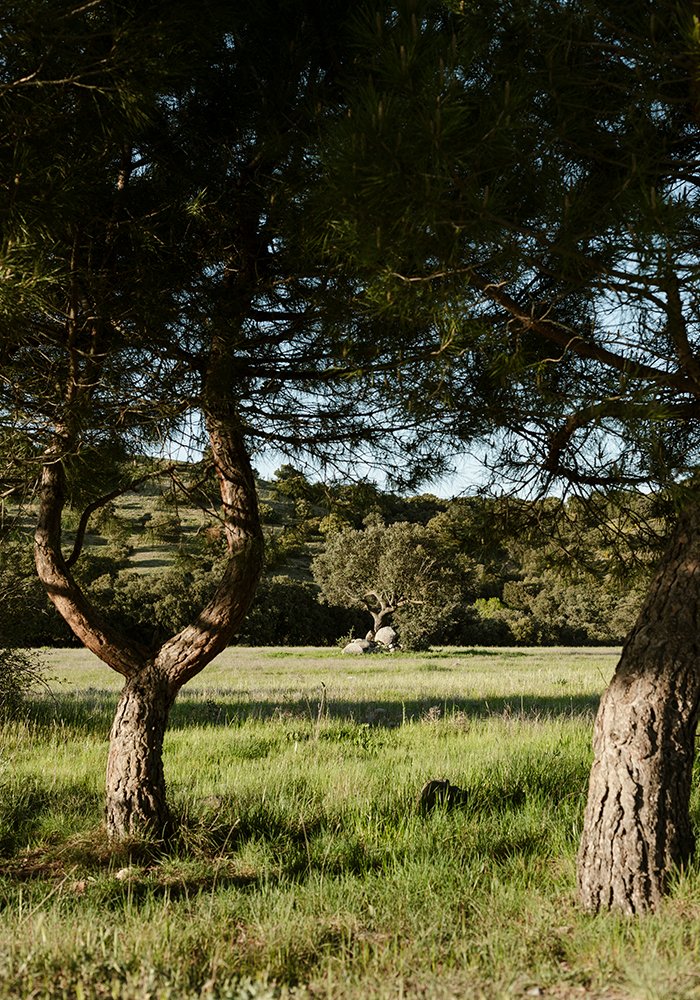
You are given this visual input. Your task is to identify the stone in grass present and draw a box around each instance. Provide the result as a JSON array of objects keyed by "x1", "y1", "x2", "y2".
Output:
[
  {"x1": 374, "y1": 625, "x2": 399, "y2": 649},
  {"x1": 343, "y1": 639, "x2": 376, "y2": 654},
  {"x1": 418, "y1": 778, "x2": 469, "y2": 814},
  {"x1": 114, "y1": 867, "x2": 136, "y2": 881}
]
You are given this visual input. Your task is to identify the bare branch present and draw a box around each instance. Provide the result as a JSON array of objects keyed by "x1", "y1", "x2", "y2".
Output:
[{"x1": 664, "y1": 272, "x2": 700, "y2": 391}]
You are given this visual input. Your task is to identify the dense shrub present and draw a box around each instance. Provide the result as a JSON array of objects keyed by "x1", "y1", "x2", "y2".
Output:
[
  {"x1": 89, "y1": 559, "x2": 222, "y2": 645},
  {"x1": 0, "y1": 647, "x2": 45, "y2": 717},
  {"x1": 91, "y1": 503, "x2": 132, "y2": 547},
  {"x1": 465, "y1": 574, "x2": 645, "y2": 646},
  {"x1": 148, "y1": 510, "x2": 182, "y2": 543},
  {"x1": 393, "y1": 601, "x2": 479, "y2": 651},
  {"x1": 0, "y1": 540, "x2": 74, "y2": 646},
  {"x1": 237, "y1": 576, "x2": 364, "y2": 646},
  {"x1": 87, "y1": 562, "x2": 363, "y2": 648}
]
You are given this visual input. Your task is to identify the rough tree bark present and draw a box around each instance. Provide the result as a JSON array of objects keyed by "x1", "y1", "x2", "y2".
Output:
[
  {"x1": 35, "y1": 401, "x2": 264, "y2": 840},
  {"x1": 577, "y1": 501, "x2": 700, "y2": 913},
  {"x1": 105, "y1": 665, "x2": 174, "y2": 838}
]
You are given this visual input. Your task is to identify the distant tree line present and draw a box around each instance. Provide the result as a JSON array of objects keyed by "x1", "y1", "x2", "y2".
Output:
[{"x1": 0, "y1": 464, "x2": 662, "y2": 650}]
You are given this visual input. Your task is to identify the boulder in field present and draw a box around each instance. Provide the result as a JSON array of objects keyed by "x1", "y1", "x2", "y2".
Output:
[
  {"x1": 374, "y1": 626, "x2": 399, "y2": 648},
  {"x1": 343, "y1": 639, "x2": 374, "y2": 654}
]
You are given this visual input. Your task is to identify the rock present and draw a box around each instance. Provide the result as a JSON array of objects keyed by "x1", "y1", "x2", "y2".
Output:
[
  {"x1": 343, "y1": 639, "x2": 374, "y2": 654},
  {"x1": 374, "y1": 626, "x2": 399, "y2": 648},
  {"x1": 418, "y1": 778, "x2": 469, "y2": 814}
]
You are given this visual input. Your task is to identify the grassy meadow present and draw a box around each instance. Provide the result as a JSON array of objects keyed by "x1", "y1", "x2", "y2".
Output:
[{"x1": 3, "y1": 645, "x2": 700, "y2": 998}]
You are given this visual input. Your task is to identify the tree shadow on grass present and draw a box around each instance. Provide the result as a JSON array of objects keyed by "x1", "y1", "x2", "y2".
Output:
[
  {"x1": 1, "y1": 846, "x2": 264, "y2": 905},
  {"x1": 27, "y1": 689, "x2": 602, "y2": 734},
  {"x1": 169, "y1": 692, "x2": 602, "y2": 727},
  {"x1": 0, "y1": 784, "x2": 376, "y2": 897},
  {"x1": 0, "y1": 748, "x2": 594, "y2": 899}
]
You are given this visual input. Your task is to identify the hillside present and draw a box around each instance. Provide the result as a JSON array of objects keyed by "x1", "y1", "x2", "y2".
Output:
[{"x1": 0, "y1": 463, "x2": 659, "y2": 649}]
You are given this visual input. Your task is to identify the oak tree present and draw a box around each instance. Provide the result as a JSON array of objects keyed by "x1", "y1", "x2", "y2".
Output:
[{"x1": 312, "y1": 514, "x2": 473, "y2": 647}]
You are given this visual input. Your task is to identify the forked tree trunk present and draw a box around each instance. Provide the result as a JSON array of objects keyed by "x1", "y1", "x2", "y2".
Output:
[
  {"x1": 368, "y1": 604, "x2": 393, "y2": 634},
  {"x1": 578, "y1": 503, "x2": 700, "y2": 913},
  {"x1": 35, "y1": 386, "x2": 263, "y2": 840},
  {"x1": 105, "y1": 666, "x2": 174, "y2": 839}
]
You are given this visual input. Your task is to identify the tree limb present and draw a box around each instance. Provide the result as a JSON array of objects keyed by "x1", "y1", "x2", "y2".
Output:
[
  {"x1": 664, "y1": 272, "x2": 700, "y2": 391},
  {"x1": 543, "y1": 398, "x2": 700, "y2": 481},
  {"x1": 466, "y1": 271, "x2": 698, "y2": 394},
  {"x1": 34, "y1": 446, "x2": 150, "y2": 676},
  {"x1": 64, "y1": 470, "x2": 166, "y2": 568}
]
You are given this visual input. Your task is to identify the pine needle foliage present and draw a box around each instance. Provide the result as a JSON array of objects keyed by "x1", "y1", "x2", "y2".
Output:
[{"x1": 318, "y1": 0, "x2": 700, "y2": 497}]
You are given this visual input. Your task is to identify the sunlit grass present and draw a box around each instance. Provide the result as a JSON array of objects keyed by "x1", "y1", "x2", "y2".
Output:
[{"x1": 5, "y1": 646, "x2": 700, "y2": 998}]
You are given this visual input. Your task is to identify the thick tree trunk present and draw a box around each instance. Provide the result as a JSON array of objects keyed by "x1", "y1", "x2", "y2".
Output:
[
  {"x1": 105, "y1": 666, "x2": 174, "y2": 839},
  {"x1": 577, "y1": 504, "x2": 700, "y2": 913},
  {"x1": 361, "y1": 588, "x2": 397, "y2": 637}
]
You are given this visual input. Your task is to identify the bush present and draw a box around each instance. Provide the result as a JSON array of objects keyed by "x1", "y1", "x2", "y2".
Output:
[
  {"x1": 0, "y1": 540, "x2": 74, "y2": 647},
  {"x1": 468, "y1": 598, "x2": 519, "y2": 645},
  {"x1": 393, "y1": 601, "x2": 478, "y2": 651},
  {"x1": 91, "y1": 504, "x2": 133, "y2": 547},
  {"x1": 237, "y1": 577, "x2": 364, "y2": 646},
  {"x1": 148, "y1": 511, "x2": 182, "y2": 543},
  {"x1": 93, "y1": 560, "x2": 222, "y2": 645},
  {"x1": 465, "y1": 574, "x2": 645, "y2": 646},
  {"x1": 86, "y1": 566, "x2": 363, "y2": 648},
  {"x1": 0, "y1": 647, "x2": 45, "y2": 718}
]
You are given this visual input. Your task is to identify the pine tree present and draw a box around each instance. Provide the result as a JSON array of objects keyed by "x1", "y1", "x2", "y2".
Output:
[
  {"x1": 320, "y1": 0, "x2": 700, "y2": 912},
  {"x1": 0, "y1": 0, "x2": 456, "y2": 838}
]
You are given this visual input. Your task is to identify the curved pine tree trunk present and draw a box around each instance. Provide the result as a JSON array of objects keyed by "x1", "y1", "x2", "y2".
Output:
[
  {"x1": 577, "y1": 504, "x2": 700, "y2": 913},
  {"x1": 105, "y1": 666, "x2": 174, "y2": 839},
  {"x1": 35, "y1": 385, "x2": 264, "y2": 840}
]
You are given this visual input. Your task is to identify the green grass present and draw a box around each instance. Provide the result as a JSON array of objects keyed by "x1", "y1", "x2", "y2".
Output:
[{"x1": 5, "y1": 646, "x2": 700, "y2": 998}]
